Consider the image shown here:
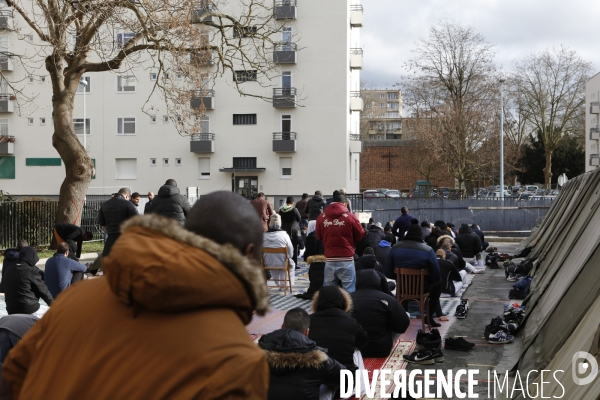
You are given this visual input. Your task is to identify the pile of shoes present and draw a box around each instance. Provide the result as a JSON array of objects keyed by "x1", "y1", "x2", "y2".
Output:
[
  {"x1": 486, "y1": 253, "x2": 512, "y2": 269},
  {"x1": 504, "y1": 303, "x2": 526, "y2": 324},
  {"x1": 403, "y1": 329, "x2": 444, "y2": 365},
  {"x1": 455, "y1": 299, "x2": 469, "y2": 319},
  {"x1": 483, "y1": 303, "x2": 526, "y2": 344},
  {"x1": 444, "y1": 337, "x2": 475, "y2": 351}
]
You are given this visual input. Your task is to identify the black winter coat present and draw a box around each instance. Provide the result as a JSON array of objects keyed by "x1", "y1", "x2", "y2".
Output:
[
  {"x1": 365, "y1": 226, "x2": 385, "y2": 248},
  {"x1": 354, "y1": 254, "x2": 383, "y2": 273},
  {"x1": 438, "y1": 256, "x2": 462, "y2": 296},
  {"x1": 374, "y1": 244, "x2": 392, "y2": 266},
  {"x1": 0, "y1": 248, "x2": 19, "y2": 293},
  {"x1": 279, "y1": 206, "x2": 301, "y2": 241},
  {"x1": 305, "y1": 195, "x2": 325, "y2": 221},
  {"x1": 3, "y1": 247, "x2": 54, "y2": 315},
  {"x1": 258, "y1": 329, "x2": 343, "y2": 400},
  {"x1": 54, "y1": 223, "x2": 86, "y2": 259},
  {"x1": 455, "y1": 227, "x2": 482, "y2": 258},
  {"x1": 351, "y1": 272, "x2": 410, "y2": 357},
  {"x1": 150, "y1": 185, "x2": 192, "y2": 225},
  {"x1": 308, "y1": 286, "x2": 368, "y2": 371},
  {"x1": 354, "y1": 233, "x2": 370, "y2": 257},
  {"x1": 96, "y1": 194, "x2": 138, "y2": 235},
  {"x1": 356, "y1": 269, "x2": 393, "y2": 296}
]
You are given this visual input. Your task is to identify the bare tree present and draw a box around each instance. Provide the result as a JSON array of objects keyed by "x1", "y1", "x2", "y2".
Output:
[
  {"x1": 400, "y1": 21, "x2": 499, "y2": 193},
  {"x1": 3, "y1": 0, "x2": 287, "y2": 225},
  {"x1": 512, "y1": 46, "x2": 592, "y2": 188}
]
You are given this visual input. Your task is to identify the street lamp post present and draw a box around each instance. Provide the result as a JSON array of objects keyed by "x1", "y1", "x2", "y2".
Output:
[
  {"x1": 79, "y1": 77, "x2": 87, "y2": 151},
  {"x1": 499, "y1": 77, "x2": 506, "y2": 201}
]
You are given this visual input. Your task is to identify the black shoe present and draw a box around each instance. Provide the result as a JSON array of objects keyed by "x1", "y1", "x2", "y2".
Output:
[
  {"x1": 403, "y1": 349, "x2": 435, "y2": 365},
  {"x1": 455, "y1": 304, "x2": 467, "y2": 319},
  {"x1": 429, "y1": 320, "x2": 441, "y2": 328},
  {"x1": 445, "y1": 337, "x2": 475, "y2": 351},
  {"x1": 430, "y1": 347, "x2": 444, "y2": 363},
  {"x1": 417, "y1": 328, "x2": 442, "y2": 349}
]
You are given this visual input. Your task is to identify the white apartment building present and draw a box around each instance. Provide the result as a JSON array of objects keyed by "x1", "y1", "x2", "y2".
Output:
[
  {"x1": 0, "y1": 1, "x2": 364, "y2": 199},
  {"x1": 586, "y1": 72, "x2": 600, "y2": 172}
]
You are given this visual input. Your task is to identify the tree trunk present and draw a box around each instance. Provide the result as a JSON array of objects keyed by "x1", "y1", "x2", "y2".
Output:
[
  {"x1": 543, "y1": 149, "x2": 553, "y2": 189},
  {"x1": 52, "y1": 94, "x2": 95, "y2": 228}
]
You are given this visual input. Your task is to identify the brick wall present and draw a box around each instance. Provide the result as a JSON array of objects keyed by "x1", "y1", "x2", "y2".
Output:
[{"x1": 360, "y1": 141, "x2": 455, "y2": 191}]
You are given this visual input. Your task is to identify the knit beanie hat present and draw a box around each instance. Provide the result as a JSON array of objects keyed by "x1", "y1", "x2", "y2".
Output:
[{"x1": 403, "y1": 225, "x2": 424, "y2": 242}]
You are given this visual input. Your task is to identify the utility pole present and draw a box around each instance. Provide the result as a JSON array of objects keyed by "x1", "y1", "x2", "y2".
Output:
[{"x1": 499, "y1": 76, "x2": 506, "y2": 200}]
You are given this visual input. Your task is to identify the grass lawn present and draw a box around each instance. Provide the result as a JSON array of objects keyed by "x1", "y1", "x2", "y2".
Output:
[{"x1": 0, "y1": 241, "x2": 104, "y2": 262}]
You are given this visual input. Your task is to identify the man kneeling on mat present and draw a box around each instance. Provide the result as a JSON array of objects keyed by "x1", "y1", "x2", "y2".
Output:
[{"x1": 44, "y1": 242, "x2": 89, "y2": 298}]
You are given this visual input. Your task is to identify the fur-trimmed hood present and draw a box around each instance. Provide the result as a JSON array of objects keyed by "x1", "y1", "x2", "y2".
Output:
[
  {"x1": 437, "y1": 235, "x2": 455, "y2": 245},
  {"x1": 310, "y1": 286, "x2": 353, "y2": 313},
  {"x1": 103, "y1": 215, "x2": 269, "y2": 323},
  {"x1": 306, "y1": 255, "x2": 326, "y2": 264},
  {"x1": 259, "y1": 329, "x2": 329, "y2": 372}
]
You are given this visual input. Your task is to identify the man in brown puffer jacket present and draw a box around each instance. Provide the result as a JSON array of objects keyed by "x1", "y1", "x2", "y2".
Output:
[{"x1": 1, "y1": 192, "x2": 269, "y2": 400}]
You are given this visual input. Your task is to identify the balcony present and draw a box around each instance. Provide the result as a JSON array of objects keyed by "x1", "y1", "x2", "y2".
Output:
[
  {"x1": 190, "y1": 51, "x2": 214, "y2": 67},
  {"x1": 190, "y1": 133, "x2": 215, "y2": 153},
  {"x1": 591, "y1": 102, "x2": 600, "y2": 114},
  {"x1": 350, "y1": 5, "x2": 363, "y2": 27},
  {"x1": 350, "y1": 48, "x2": 363, "y2": 70},
  {"x1": 273, "y1": 88, "x2": 297, "y2": 108},
  {"x1": 350, "y1": 91, "x2": 363, "y2": 112},
  {"x1": 0, "y1": 95, "x2": 14, "y2": 113},
  {"x1": 273, "y1": 43, "x2": 297, "y2": 64},
  {"x1": 590, "y1": 155, "x2": 600, "y2": 167},
  {"x1": 191, "y1": 2, "x2": 214, "y2": 23},
  {"x1": 274, "y1": 0, "x2": 297, "y2": 20},
  {"x1": 0, "y1": 135, "x2": 14, "y2": 155},
  {"x1": 0, "y1": 11, "x2": 11, "y2": 30},
  {"x1": 190, "y1": 89, "x2": 215, "y2": 110},
  {"x1": 0, "y1": 54, "x2": 13, "y2": 71},
  {"x1": 349, "y1": 134, "x2": 362, "y2": 153},
  {"x1": 591, "y1": 128, "x2": 600, "y2": 140},
  {"x1": 273, "y1": 132, "x2": 296, "y2": 152}
]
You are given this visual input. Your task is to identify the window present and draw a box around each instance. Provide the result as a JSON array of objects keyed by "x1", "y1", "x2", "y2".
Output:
[
  {"x1": 150, "y1": 115, "x2": 157, "y2": 123},
  {"x1": 117, "y1": 75, "x2": 136, "y2": 92},
  {"x1": 115, "y1": 158, "x2": 137, "y2": 179},
  {"x1": 150, "y1": 72, "x2": 157, "y2": 81},
  {"x1": 380, "y1": 94, "x2": 385, "y2": 98},
  {"x1": 233, "y1": 114, "x2": 257, "y2": 125},
  {"x1": 73, "y1": 118, "x2": 91, "y2": 135},
  {"x1": 176, "y1": 158, "x2": 182, "y2": 166},
  {"x1": 199, "y1": 115, "x2": 210, "y2": 133},
  {"x1": 365, "y1": 103, "x2": 371, "y2": 109},
  {"x1": 233, "y1": 157, "x2": 256, "y2": 168},
  {"x1": 150, "y1": 158, "x2": 157, "y2": 166},
  {"x1": 117, "y1": 117, "x2": 136, "y2": 135},
  {"x1": 387, "y1": 112, "x2": 399, "y2": 118},
  {"x1": 40, "y1": 76, "x2": 46, "y2": 83},
  {"x1": 117, "y1": 32, "x2": 135, "y2": 48},
  {"x1": 0, "y1": 118, "x2": 7, "y2": 136},
  {"x1": 233, "y1": 70, "x2": 257, "y2": 82},
  {"x1": 176, "y1": 73, "x2": 183, "y2": 80},
  {"x1": 40, "y1": 117, "x2": 46, "y2": 126},
  {"x1": 233, "y1": 26, "x2": 257, "y2": 38},
  {"x1": 0, "y1": 36, "x2": 7, "y2": 53},
  {"x1": 198, "y1": 157, "x2": 211, "y2": 178},
  {"x1": 76, "y1": 76, "x2": 91, "y2": 93},
  {"x1": 163, "y1": 158, "x2": 169, "y2": 166},
  {"x1": 380, "y1": 104, "x2": 385, "y2": 108},
  {"x1": 354, "y1": 159, "x2": 358, "y2": 180},
  {"x1": 28, "y1": 76, "x2": 34, "y2": 84},
  {"x1": 388, "y1": 93, "x2": 399, "y2": 100},
  {"x1": 280, "y1": 157, "x2": 292, "y2": 178},
  {"x1": 27, "y1": 117, "x2": 34, "y2": 125},
  {"x1": 281, "y1": 114, "x2": 291, "y2": 136},
  {"x1": 26, "y1": 34, "x2": 34, "y2": 42},
  {"x1": 387, "y1": 103, "x2": 399, "y2": 110},
  {"x1": 163, "y1": 115, "x2": 169, "y2": 123}
]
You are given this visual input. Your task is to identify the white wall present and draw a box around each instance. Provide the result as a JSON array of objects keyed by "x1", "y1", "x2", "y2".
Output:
[{"x1": 585, "y1": 72, "x2": 600, "y2": 173}]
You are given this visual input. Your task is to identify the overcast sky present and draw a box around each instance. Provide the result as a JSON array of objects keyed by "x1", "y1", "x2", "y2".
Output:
[{"x1": 361, "y1": 0, "x2": 600, "y2": 89}]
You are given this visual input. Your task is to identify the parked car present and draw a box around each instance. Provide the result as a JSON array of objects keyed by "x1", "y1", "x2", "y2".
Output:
[
  {"x1": 376, "y1": 188, "x2": 390, "y2": 194},
  {"x1": 363, "y1": 190, "x2": 386, "y2": 198},
  {"x1": 384, "y1": 190, "x2": 401, "y2": 198}
]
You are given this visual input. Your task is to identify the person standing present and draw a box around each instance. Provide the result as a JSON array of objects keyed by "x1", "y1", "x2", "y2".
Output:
[
  {"x1": 96, "y1": 187, "x2": 138, "y2": 257},
  {"x1": 316, "y1": 194, "x2": 364, "y2": 293},
  {"x1": 150, "y1": 179, "x2": 192, "y2": 225},
  {"x1": 391, "y1": 206, "x2": 414, "y2": 239},
  {"x1": 295, "y1": 193, "x2": 310, "y2": 230},
  {"x1": 305, "y1": 190, "x2": 326, "y2": 221},
  {"x1": 144, "y1": 191, "x2": 155, "y2": 214},
  {"x1": 44, "y1": 242, "x2": 89, "y2": 298},
  {"x1": 1, "y1": 191, "x2": 270, "y2": 399},
  {"x1": 130, "y1": 192, "x2": 141, "y2": 214},
  {"x1": 279, "y1": 196, "x2": 302, "y2": 266},
  {"x1": 250, "y1": 192, "x2": 274, "y2": 232}
]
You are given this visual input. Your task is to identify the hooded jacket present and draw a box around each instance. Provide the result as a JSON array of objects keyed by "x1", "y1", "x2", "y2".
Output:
[
  {"x1": 365, "y1": 225, "x2": 385, "y2": 248},
  {"x1": 150, "y1": 185, "x2": 192, "y2": 225},
  {"x1": 3, "y1": 247, "x2": 54, "y2": 315},
  {"x1": 0, "y1": 248, "x2": 19, "y2": 293},
  {"x1": 279, "y1": 205, "x2": 301, "y2": 241},
  {"x1": 374, "y1": 240, "x2": 392, "y2": 266},
  {"x1": 350, "y1": 271, "x2": 410, "y2": 357},
  {"x1": 455, "y1": 225, "x2": 482, "y2": 258},
  {"x1": 305, "y1": 195, "x2": 326, "y2": 221},
  {"x1": 2, "y1": 215, "x2": 269, "y2": 400},
  {"x1": 384, "y1": 228, "x2": 441, "y2": 285},
  {"x1": 308, "y1": 286, "x2": 368, "y2": 371},
  {"x1": 295, "y1": 198, "x2": 309, "y2": 220},
  {"x1": 316, "y1": 202, "x2": 364, "y2": 260},
  {"x1": 263, "y1": 229, "x2": 296, "y2": 269},
  {"x1": 259, "y1": 329, "x2": 343, "y2": 400},
  {"x1": 96, "y1": 193, "x2": 139, "y2": 235},
  {"x1": 436, "y1": 235, "x2": 466, "y2": 270},
  {"x1": 437, "y1": 256, "x2": 462, "y2": 296},
  {"x1": 391, "y1": 213, "x2": 414, "y2": 238}
]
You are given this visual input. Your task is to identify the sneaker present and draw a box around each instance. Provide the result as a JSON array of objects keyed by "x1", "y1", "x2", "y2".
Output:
[
  {"x1": 488, "y1": 331, "x2": 514, "y2": 344},
  {"x1": 461, "y1": 299, "x2": 470, "y2": 311},
  {"x1": 507, "y1": 274, "x2": 517, "y2": 282},
  {"x1": 455, "y1": 304, "x2": 467, "y2": 319},
  {"x1": 403, "y1": 350, "x2": 435, "y2": 365},
  {"x1": 417, "y1": 329, "x2": 442, "y2": 349},
  {"x1": 430, "y1": 348, "x2": 444, "y2": 363},
  {"x1": 445, "y1": 337, "x2": 475, "y2": 351}
]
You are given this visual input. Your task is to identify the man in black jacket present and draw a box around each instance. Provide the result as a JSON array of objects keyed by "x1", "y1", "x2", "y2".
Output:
[
  {"x1": 53, "y1": 223, "x2": 93, "y2": 260},
  {"x1": 455, "y1": 224, "x2": 482, "y2": 259},
  {"x1": 96, "y1": 187, "x2": 138, "y2": 256},
  {"x1": 365, "y1": 223, "x2": 385, "y2": 248},
  {"x1": 0, "y1": 239, "x2": 28, "y2": 293},
  {"x1": 3, "y1": 247, "x2": 54, "y2": 316},
  {"x1": 258, "y1": 308, "x2": 343, "y2": 400},
  {"x1": 304, "y1": 191, "x2": 325, "y2": 221},
  {"x1": 151, "y1": 179, "x2": 192, "y2": 225},
  {"x1": 351, "y1": 270, "x2": 410, "y2": 358},
  {"x1": 144, "y1": 191, "x2": 155, "y2": 214}
]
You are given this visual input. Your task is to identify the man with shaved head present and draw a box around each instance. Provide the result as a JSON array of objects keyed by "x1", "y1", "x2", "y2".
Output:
[{"x1": 2, "y1": 191, "x2": 269, "y2": 399}]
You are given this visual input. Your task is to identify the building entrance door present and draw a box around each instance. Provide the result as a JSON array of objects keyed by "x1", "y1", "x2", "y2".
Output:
[{"x1": 235, "y1": 176, "x2": 258, "y2": 200}]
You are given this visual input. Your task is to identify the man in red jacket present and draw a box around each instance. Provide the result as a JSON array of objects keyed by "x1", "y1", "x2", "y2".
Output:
[{"x1": 316, "y1": 194, "x2": 364, "y2": 293}]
